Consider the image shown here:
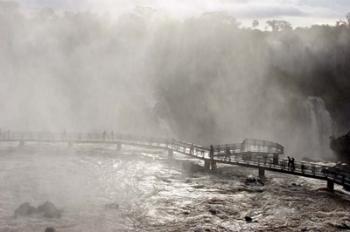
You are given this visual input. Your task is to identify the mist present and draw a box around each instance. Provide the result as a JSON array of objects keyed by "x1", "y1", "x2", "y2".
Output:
[{"x1": 1, "y1": 2, "x2": 349, "y2": 159}]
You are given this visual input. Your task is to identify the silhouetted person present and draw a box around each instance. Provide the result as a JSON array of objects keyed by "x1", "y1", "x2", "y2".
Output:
[
  {"x1": 291, "y1": 158, "x2": 295, "y2": 171},
  {"x1": 102, "y1": 131, "x2": 107, "y2": 140},
  {"x1": 225, "y1": 146, "x2": 231, "y2": 161},
  {"x1": 190, "y1": 144, "x2": 194, "y2": 155},
  {"x1": 287, "y1": 156, "x2": 291, "y2": 169},
  {"x1": 301, "y1": 163, "x2": 305, "y2": 173}
]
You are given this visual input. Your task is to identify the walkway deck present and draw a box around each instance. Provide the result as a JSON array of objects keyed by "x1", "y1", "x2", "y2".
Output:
[{"x1": 0, "y1": 131, "x2": 349, "y2": 191}]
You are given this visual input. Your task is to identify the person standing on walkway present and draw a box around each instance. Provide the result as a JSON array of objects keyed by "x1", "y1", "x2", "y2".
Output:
[
  {"x1": 287, "y1": 156, "x2": 291, "y2": 169},
  {"x1": 225, "y1": 146, "x2": 231, "y2": 162},
  {"x1": 291, "y1": 158, "x2": 295, "y2": 171}
]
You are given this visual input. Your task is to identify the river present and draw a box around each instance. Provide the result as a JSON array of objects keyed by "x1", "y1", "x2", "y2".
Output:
[{"x1": 0, "y1": 143, "x2": 349, "y2": 232}]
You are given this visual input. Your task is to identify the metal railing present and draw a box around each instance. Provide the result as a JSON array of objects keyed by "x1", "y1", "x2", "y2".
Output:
[{"x1": 0, "y1": 131, "x2": 349, "y2": 189}]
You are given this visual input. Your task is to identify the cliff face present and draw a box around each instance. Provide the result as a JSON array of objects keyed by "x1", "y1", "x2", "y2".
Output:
[{"x1": 330, "y1": 131, "x2": 350, "y2": 163}]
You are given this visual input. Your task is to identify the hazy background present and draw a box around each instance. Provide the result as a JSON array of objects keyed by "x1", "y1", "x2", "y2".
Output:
[{"x1": 0, "y1": 1, "x2": 349, "y2": 159}]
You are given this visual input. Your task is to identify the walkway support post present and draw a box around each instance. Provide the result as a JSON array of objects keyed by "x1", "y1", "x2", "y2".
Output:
[
  {"x1": 204, "y1": 159, "x2": 210, "y2": 171},
  {"x1": 327, "y1": 179, "x2": 334, "y2": 192},
  {"x1": 210, "y1": 160, "x2": 217, "y2": 172},
  {"x1": 209, "y1": 145, "x2": 216, "y2": 172},
  {"x1": 273, "y1": 154, "x2": 279, "y2": 165},
  {"x1": 259, "y1": 167, "x2": 265, "y2": 179}
]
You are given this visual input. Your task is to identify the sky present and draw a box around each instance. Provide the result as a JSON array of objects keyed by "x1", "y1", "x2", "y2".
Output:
[{"x1": 14, "y1": 0, "x2": 350, "y2": 27}]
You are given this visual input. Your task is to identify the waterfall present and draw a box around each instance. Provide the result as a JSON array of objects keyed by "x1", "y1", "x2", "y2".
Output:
[{"x1": 304, "y1": 97, "x2": 334, "y2": 158}]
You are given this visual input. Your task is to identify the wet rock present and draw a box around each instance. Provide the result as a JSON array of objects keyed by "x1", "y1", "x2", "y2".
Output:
[
  {"x1": 194, "y1": 227, "x2": 208, "y2": 232},
  {"x1": 245, "y1": 175, "x2": 264, "y2": 186},
  {"x1": 14, "y1": 202, "x2": 37, "y2": 217},
  {"x1": 208, "y1": 208, "x2": 218, "y2": 215},
  {"x1": 192, "y1": 184, "x2": 205, "y2": 189},
  {"x1": 329, "y1": 221, "x2": 350, "y2": 229},
  {"x1": 182, "y1": 210, "x2": 190, "y2": 215},
  {"x1": 45, "y1": 227, "x2": 56, "y2": 232},
  {"x1": 217, "y1": 214, "x2": 228, "y2": 220},
  {"x1": 15, "y1": 201, "x2": 61, "y2": 219},
  {"x1": 290, "y1": 182, "x2": 302, "y2": 187},
  {"x1": 207, "y1": 198, "x2": 225, "y2": 205},
  {"x1": 37, "y1": 201, "x2": 62, "y2": 218},
  {"x1": 245, "y1": 216, "x2": 253, "y2": 223}
]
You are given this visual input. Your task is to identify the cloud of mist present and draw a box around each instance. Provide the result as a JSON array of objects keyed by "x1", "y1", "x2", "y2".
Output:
[{"x1": 0, "y1": 2, "x2": 349, "y2": 159}]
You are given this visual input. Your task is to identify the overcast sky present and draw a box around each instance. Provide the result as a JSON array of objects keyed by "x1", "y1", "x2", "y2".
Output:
[{"x1": 14, "y1": 0, "x2": 350, "y2": 27}]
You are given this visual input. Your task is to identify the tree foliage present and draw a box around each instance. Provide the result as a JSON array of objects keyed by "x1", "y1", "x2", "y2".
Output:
[{"x1": 266, "y1": 20, "x2": 292, "y2": 31}]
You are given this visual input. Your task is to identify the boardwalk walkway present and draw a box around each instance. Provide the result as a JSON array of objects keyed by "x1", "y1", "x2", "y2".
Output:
[{"x1": 0, "y1": 131, "x2": 349, "y2": 192}]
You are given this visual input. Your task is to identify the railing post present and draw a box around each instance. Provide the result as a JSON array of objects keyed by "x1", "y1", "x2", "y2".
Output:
[
  {"x1": 259, "y1": 167, "x2": 265, "y2": 179},
  {"x1": 210, "y1": 160, "x2": 217, "y2": 172},
  {"x1": 327, "y1": 179, "x2": 334, "y2": 192},
  {"x1": 204, "y1": 159, "x2": 210, "y2": 170},
  {"x1": 273, "y1": 154, "x2": 279, "y2": 165}
]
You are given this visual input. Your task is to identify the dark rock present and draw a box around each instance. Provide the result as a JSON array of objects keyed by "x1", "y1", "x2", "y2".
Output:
[
  {"x1": 245, "y1": 175, "x2": 264, "y2": 186},
  {"x1": 37, "y1": 201, "x2": 62, "y2": 218},
  {"x1": 245, "y1": 216, "x2": 253, "y2": 223},
  {"x1": 208, "y1": 208, "x2": 218, "y2": 215},
  {"x1": 218, "y1": 214, "x2": 229, "y2": 220},
  {"x1": 45, "y1": 227, "x2": 56, "y2": 232},
  {"x1": 330, "y1": 130, "x2": 350, "y2": 163},
  {"x1": 332, "y1": 222, "x2": 350, "y2": 229},
  {"x1": 182, "y1": 210, "x2": 190, "y2": 215},
  {"x1": 14, "y1": 202, "x2": 37, "y2": 217},
  {"x1": 192, "y1": 185, "x2": 205, "y2": 189},
  {"x1": 207, "y1": 198, "x2": 225, "y2": 205}
]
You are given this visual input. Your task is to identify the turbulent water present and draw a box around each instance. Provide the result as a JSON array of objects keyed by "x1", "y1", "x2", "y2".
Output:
[{"x1": 0, "y1": 144, "x2": 349, "y2": 232}]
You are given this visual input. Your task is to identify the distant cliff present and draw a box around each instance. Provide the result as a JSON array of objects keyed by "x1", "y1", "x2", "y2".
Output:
[{"x1": 330, "y1": 131, "x2": 350, "y2": 163}]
